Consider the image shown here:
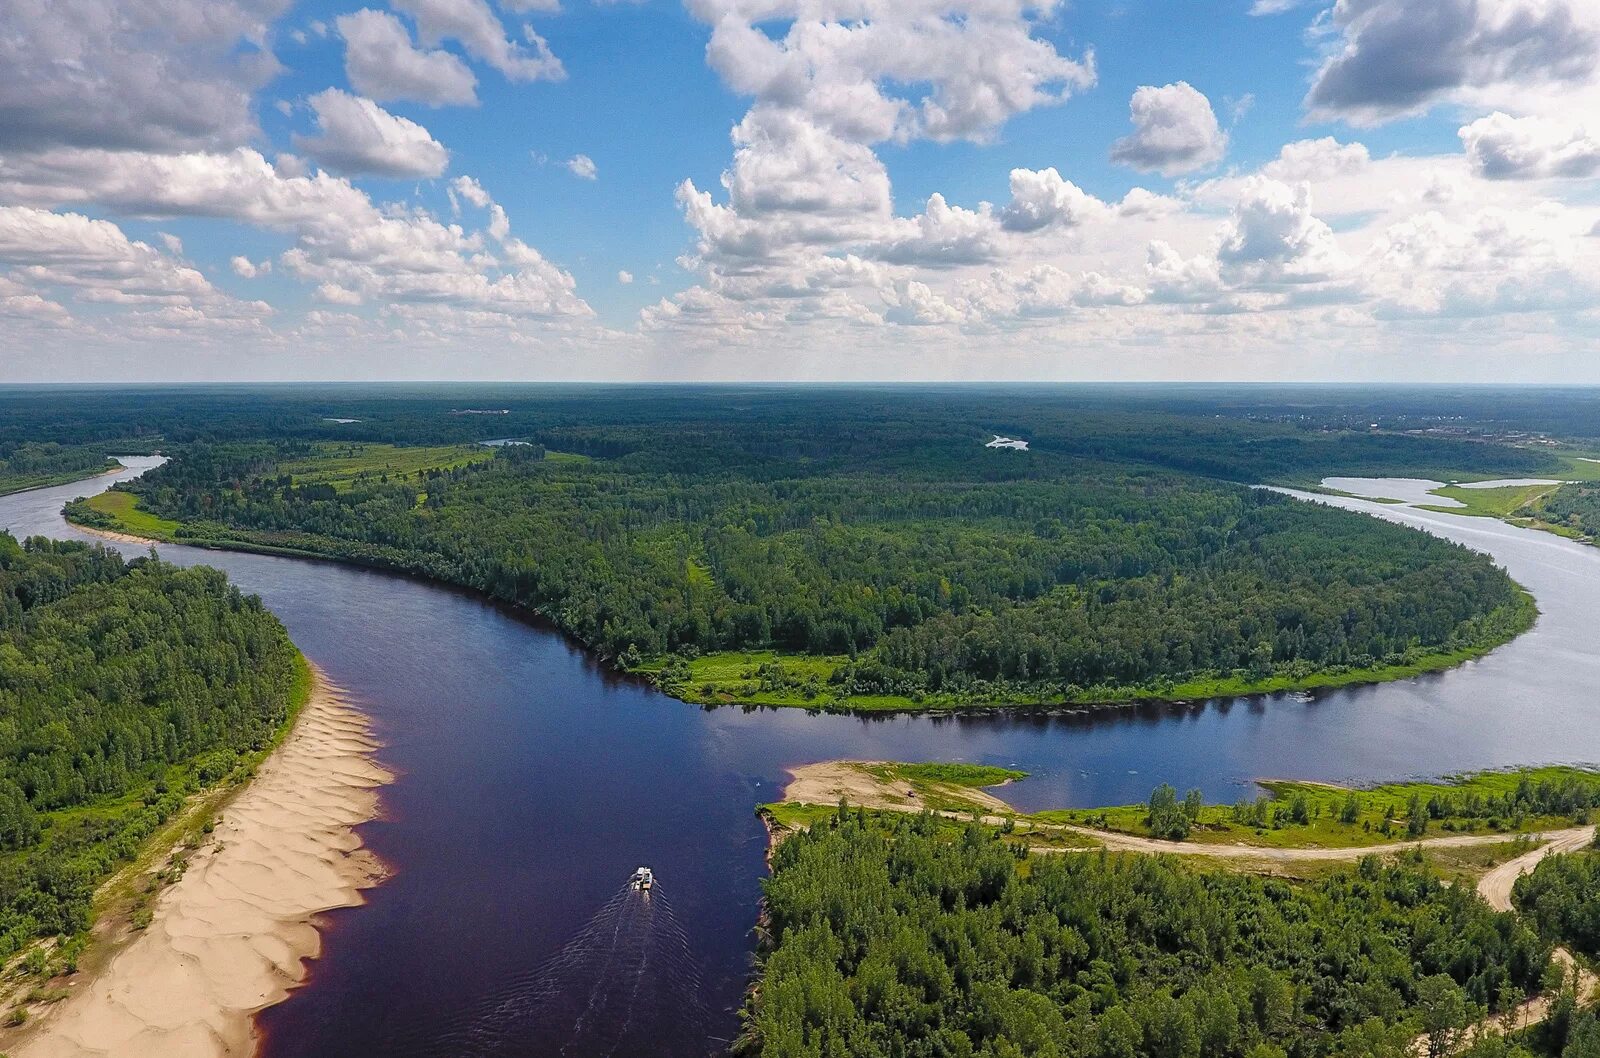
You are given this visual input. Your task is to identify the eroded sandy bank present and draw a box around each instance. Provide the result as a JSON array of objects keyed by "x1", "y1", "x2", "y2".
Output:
[{"x1": 15, "y1": 667, "x2": 391, "y2": 1058}]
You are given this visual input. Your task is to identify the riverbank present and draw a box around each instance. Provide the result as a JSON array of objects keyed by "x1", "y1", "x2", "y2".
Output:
[
  {"x1": 0, "y1": 461, "x2": 123, "y2": 499},
  {"x1": 10, "y1": 666, "x2": 391, "y2": 1058},
  {"x1": 64, "y1": 478, "x2": 1540, "y2": 717},
  {"x1": 769, "y1": 760, "x2": 1600, "y2": 862},
  {"x1": 644, "y1": 597, "x2": 1536, "y2": 712}
]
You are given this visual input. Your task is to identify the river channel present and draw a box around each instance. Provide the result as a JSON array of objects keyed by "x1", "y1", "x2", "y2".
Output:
[{"x1": 3, "y1": 464, "x2": 1597, "y2": 1057}]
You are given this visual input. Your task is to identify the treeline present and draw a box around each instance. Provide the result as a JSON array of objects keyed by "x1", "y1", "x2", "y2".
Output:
[
  {"x1": 98, "y1": 429, "x2": 1532, "y2": 700},
  {"x1": 0, "y1": 386, "x2": 1569, "y2": 484},
  {"x1": 739, "y1": 808, "x2": 1551, "y2": 1058},
  {"x1": 0, "y1": 533, "x2": 299, "y2": 959},
  {"x1": 0, "y1": 443, "x2": 114, "y2": 495}
]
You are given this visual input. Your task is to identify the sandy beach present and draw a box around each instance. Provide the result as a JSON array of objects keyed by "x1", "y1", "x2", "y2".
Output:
[{"x1": 13, "y1": 668, "x2": 391, "y2": 1058}]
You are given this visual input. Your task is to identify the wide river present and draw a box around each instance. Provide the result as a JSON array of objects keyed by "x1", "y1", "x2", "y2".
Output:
[{"x1": 4, "y1": 464, "x2": 1599, "y2": 1057}]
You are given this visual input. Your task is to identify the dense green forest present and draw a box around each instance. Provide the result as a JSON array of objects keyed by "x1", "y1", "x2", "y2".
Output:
[
  {"x1": 75, "y1": 408, "x2": 1535, "y2": 707},
  {"x1": 739, "y1": 808, "x2": 1564, "y2": 1058},
  {"x1": 0, "y1": 533, "x2": 301, "y2": 963},
  {"x1": 1537, "y1": 486, "x2": 1600, "y2": 539},
  {"x1": 0, "y1": 443, "x2": 115, "y2": 496}
]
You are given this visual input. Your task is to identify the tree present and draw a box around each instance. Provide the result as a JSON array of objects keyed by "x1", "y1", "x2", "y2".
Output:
[
  {"x1": 1409, "y1": 794, "x2": 1429, "y2": 838},
  {"x1": 1418, "y1": 974, "x2": 1471, "y2": 1058},
  {"x1": 1148, "y1": 784, "x2": 1191, "y2": 840}
]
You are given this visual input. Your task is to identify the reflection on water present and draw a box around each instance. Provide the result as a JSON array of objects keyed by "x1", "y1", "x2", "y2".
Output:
[{"x1": 5, "y1": 463, "x2": 1600, "y2": 1057}]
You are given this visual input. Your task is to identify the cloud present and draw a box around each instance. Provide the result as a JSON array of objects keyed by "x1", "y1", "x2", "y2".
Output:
[
  {"x1": 0, "y1": 206, "x2": 272, "y2": 339},
  {"x1": 231, "y1": 255, "x2": 270, "y2": 278},
  {"x1": 1110, "y1": 82, "x2": 1228, "y2": 176},
  {"x1": 1249, "y1": 0, "x2": 1309, "y2": 14},
  {"x1": 1217, "y1": 178, "x2": 1351, "y2": 286},
  {"x1": 1459, "y1": 111, "x2": 1600, "y2": 179},
  {"x1": 999, "y1": 167, "x2": 1109, "y2": 232},
  {"x1": 1369, "y1": 203, "x2": 1600, "y2": 317},
  {"x1": 565, "y1": 154, "x2": 598, "y2": 180},
  {"x1": 688, "y1": 0, "x2": 1094, "y2": 145},
  {"x1": 0, "y1": 0, "x2": 288, "y2": 152},
  {"x1": 452, "y1": 175, "x2": 493, "y2": 208},
  {"x1": 391, "y1": 0, "x2": 565, "y2": 83},
  {"x1": 337, "y1": 9, "x2": 478, "y2": 108},
  {"x1": 1305, "y1": 0, "x2": 1600, "y2": 125},
  {"x1": 293, "y1": 89, "x2": 450, "y2": 178},
  {"x1": 1260, "y1": 137, "x2": 1371, "y2": 182},
  {"x1": 618, "y1": 270, "x2": 633, "y2": 283},
  {"x1": 0, "y1": 147, "x2": 590, "y2": 320}
]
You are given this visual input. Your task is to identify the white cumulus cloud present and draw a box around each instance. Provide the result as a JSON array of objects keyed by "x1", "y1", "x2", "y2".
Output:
[
  {"x1": 294, "y1": 89, "x2": 450, "y2": 179},
  {"x1": 1110, "y1": 82, "x2": 1228, "y2": 177},
  {"x1": 1459, "y1": 112, "x2": 1600, "y2": 180},
  {"x1": 337, "y1": 9, "x2": 479, "y2": 108}
]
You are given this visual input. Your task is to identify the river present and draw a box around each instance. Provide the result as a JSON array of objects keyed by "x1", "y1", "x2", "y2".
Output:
[{"x1": 3, "y1": 463, "x2": 1599, "y2": 1057}]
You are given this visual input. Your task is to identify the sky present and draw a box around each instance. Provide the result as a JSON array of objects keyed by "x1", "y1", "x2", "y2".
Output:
[{"x1": 1, "y1": 0, "x2": 1599, "y2": 382}]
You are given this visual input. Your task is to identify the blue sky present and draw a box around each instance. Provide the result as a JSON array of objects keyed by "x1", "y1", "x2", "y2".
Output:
[{"x1": 1, "y1": 0, "x2": 1598, "y2": 380}]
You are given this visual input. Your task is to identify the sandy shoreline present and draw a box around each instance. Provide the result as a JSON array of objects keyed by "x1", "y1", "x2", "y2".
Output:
[{"x1": 13, "y1": 667, "x2": 391, "y2": 1058}]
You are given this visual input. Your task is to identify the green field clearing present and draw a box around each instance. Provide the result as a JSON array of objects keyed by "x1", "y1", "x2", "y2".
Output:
[
  {"x1": 277, "y1": 443, "x2": 493, "y2": 490},
  {"x1": 83, "y1": 491, "x2": 181, "y2": 539},
  {"x1": 1421, "y1": 481, "x2": 1564, "y2": 518}
]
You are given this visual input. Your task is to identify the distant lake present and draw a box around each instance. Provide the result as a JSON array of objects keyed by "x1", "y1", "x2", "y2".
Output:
[{"x1": 6, "y1": 467, "x2": 1600, "y2": 1058}]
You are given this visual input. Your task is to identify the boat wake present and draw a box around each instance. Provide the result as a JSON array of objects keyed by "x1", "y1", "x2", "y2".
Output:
[{"x1": 410, "y1": 880, "x2": 712, "y2": 1057}]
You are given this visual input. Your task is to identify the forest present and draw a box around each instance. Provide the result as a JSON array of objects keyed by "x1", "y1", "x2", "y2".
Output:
[
  {"x1": 0, "y1": 385, "x2": 1592, "y2": 478},
  {"x1": 0, "y1": 533, "x2": 301, "y2": 963},
  {"x1": 0, "y1": 443, "x2": 114, "y2": 496},
  {"x1": 737, "y1": 807, "x2": 1597, "y2": 1058},
  {"x1": 76, "y1": 405, "x2": 1537, "y2": 706}
]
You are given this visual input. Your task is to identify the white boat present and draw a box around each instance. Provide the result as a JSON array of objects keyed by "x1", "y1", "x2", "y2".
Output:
[{"x1": 631, "y1": 866, "x2": 654, "y2": 892}]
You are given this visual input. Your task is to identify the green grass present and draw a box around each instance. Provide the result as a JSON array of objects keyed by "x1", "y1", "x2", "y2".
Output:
[
  {"x1": 1555, "y1": 454, "x2": 1600, "y2": 481},
  {"x1": 543, "y1": 450, "x2": 592, "y2": 464},
  {"x1": 1421, "y1": 482, "x2": 1564, "y2": 519},
  {"x1": 877, "y1": 763, "x2": 1027, "y2": 787},
  {"x1": 857, "y1": 762, "x2": 1028, "y2": 813},
  {"x1": 1036, "y1": 766, "x2": 1600, "y2": 849},
  {"x1": 83, "y1": 491, "x2": 181, "y2": 539},
  {"x1": 638, "y1": 651, "x2": 848, "y2": 706},
  {"x1": 277, "y1": 442, "x2": 492, "y2": 491}
]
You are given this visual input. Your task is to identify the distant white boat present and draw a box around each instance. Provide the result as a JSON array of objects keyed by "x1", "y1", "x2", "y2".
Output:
[
  {"x1": 985, "y1": 435, "x2": 1029, "y2": 451},
  {"x1": 631, "y1": 866, "x2": 654, "y2": 892}
]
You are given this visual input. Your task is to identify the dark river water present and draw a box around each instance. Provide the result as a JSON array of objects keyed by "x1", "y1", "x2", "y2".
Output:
[{"x1": 3, "y1": 463, "x2": 1599, "y2": 1058}]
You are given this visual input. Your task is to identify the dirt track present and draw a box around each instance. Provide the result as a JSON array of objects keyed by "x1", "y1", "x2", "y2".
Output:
[{"x1": 782, "y1": 760, "x2": 1597, "y2": 865}]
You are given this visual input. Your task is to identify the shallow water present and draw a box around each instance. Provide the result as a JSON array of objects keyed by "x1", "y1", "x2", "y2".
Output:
[{"x1": 5, "y1": 464, "x2": 1600, "y2": 1057}]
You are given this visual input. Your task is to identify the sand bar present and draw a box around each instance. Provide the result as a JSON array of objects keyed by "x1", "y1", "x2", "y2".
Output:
[{"x1": 13, "y1": 667, "x2": 391, "y2": 1058}]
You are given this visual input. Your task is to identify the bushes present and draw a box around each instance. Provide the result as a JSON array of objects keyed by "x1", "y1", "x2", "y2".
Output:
[{"x1": 1511, "y1": 852, "x2": 1600, "y2": 959}]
